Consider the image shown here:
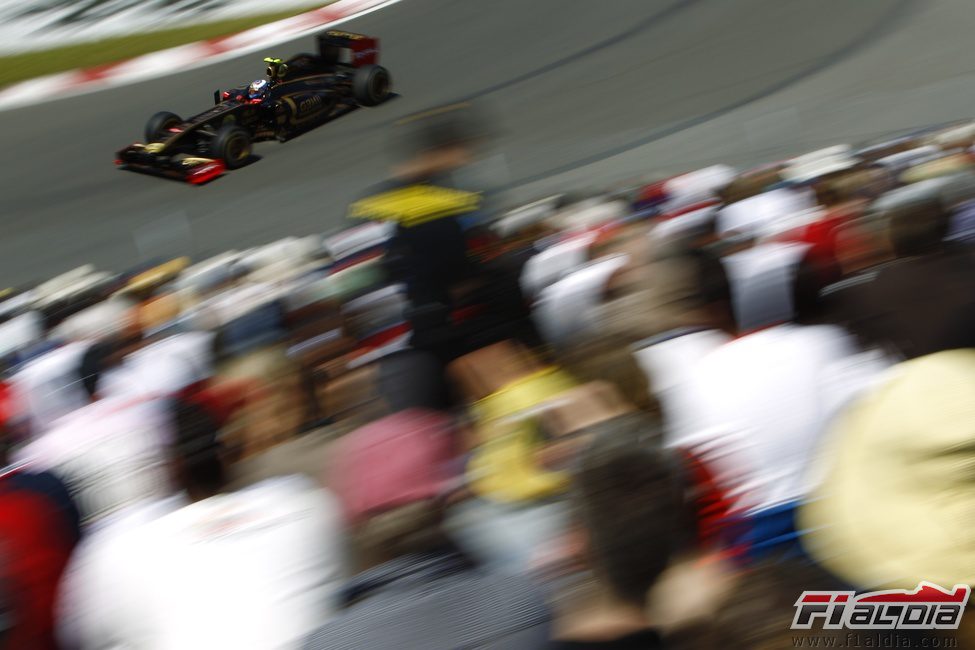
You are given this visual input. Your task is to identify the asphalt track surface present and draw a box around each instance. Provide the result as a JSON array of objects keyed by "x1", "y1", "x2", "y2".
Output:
[{"x1": 3, "y1": 0, "x2": 975, "y2": 286}]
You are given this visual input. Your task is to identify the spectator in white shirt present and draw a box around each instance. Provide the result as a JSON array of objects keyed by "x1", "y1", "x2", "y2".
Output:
[
  {"x1": 98, "y1": 331, "x2": 215, "y2": 401},
  {"x1": 656, "y1": 246, "x2": 888, "y2": 559},
  {"x1": 12, "y1": 339, "x2": 176, "y2": 528},
  {"x1": 9, "y1": 341, "x2": 92, "y2": 439},
  {"x1": 58, "y1": 401, "x2": 344, "y2": 650},
  {"x1": 13, "y1": 395, "x2": 174, "y2": 530},
  {"x1": 630, "y1": 245, "x2": 736, "y2": 443}
]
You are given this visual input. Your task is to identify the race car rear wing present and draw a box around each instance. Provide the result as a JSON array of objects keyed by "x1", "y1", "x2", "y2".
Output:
[{"x1": 317, "y1": 30, "x2": 379, "y2": 67}]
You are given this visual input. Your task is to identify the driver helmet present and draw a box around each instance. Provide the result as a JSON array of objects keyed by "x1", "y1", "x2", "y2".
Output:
[{"x1": 248, "y1": 79, "x2": 268, "y2": 99}]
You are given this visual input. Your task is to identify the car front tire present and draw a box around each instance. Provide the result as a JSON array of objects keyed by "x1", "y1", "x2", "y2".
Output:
[
  {"x1": 211, "y1": 125, "x2": 253, "y2": 169},
  {"x1": 145, "y1": 111, "x2": 182, "y2": 142}
]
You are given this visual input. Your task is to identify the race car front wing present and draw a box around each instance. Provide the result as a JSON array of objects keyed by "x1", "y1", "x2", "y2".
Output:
[{"x1": 115, "y1": 143, "x2": 226, "y2": 184}]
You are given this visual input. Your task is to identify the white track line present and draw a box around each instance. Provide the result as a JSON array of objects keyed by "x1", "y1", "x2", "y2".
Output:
[{"x1": 0, "y1": 0, "x2": 405, "y2": 111}]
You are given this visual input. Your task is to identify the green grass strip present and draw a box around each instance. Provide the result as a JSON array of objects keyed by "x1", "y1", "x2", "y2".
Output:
[{"x1": 0, "y1": 3, "x2": 333, "y2": 89}]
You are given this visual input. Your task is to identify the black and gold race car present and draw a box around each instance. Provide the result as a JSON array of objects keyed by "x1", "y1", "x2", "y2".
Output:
[{"x1": 115, "y1": 30, "x2": 392, "y2": 183}]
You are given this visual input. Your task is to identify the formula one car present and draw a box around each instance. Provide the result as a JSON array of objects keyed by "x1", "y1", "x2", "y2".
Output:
[{"x1": 116, "y1": 30, "x2": 392, "y2": 183}]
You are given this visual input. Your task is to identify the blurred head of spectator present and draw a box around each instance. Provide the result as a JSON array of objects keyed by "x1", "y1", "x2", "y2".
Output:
[
  {"x1": 649, "y1": 242, "x2": 737, "y2": 336},
  {"x1": 832, "y1": 214, "x2": 893, "y2": 275},
  {"x1": 76, "y1": 337, "x2": 122, "y2": 402},
  {"x1": 391, "y1": 103, "x2": 489, "y2": 179},
  {"x1": 556, "y1": 336, "x2": 658, "y2": 416},
  {"x1": 839, "y1": 184, "x2": 975, "y2": 358},
  {"x1": 590, "y1": 221, "x2": 654, "y2": 294},
  {"x1": 803, "y1": 166, "x2": 889, "y2": 210},
  {"x1": 782, "y1": 146, "x2": 874, "y2": 210},
  {"x1": 212, "y1": 345, "x2": 304, "y2": 461},
  {"x1": 588, "y1": 238, "x2": 736, "y2": 346},
  {"x1": 651, "y1": 206, "x2": 722, "y2": 253},
  {"x1": 546, "y1": 415, "x2": 683, "y2": 649},
  {"x1": 307, "y1": 407, "x2": 552, "y2": 649},
  {"x1": 681, "y1": 245, "x2": 738, "y2": 336},
  {"x1": 792, "y1": 247, "x2": 842, "y2": 326},
  {"x1": 169, "y1": 400, "x2": 226, "y2": 503},
  {"x1": 800, "y1": 349, "x2": 975, "y2": 590},
  {"x1": 882, "y1": 191, "x2": 952, "y2": 257},
  {"x1": 531, "y1": 386, "x2": 642, "y2": 474}
]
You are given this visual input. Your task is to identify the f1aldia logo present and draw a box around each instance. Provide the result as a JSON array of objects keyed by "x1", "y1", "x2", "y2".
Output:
[{"x1": 792, "y1": 582, "x2": 970, "y2": 630}]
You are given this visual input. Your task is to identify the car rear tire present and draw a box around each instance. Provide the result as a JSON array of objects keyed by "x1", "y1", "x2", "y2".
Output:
[
  {"x1": 353, "y1": 65, "x2": 391, "y2": 107},
  {"x1": 211, "y1": 125, "x2": 253, "y2": 169},
  {"x1": 145, "y1": 111, "x2": 182, "y2": 142}
]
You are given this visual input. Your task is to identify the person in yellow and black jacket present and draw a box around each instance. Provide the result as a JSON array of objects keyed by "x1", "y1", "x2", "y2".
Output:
[{"x1": 348, "y1": 103, "x2": 537, "y2": 360}]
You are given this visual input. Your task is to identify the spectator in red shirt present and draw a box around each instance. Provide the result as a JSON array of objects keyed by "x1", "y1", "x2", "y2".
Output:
[{"x1": 0, "y1": 392, "x2": 80, "y2": 650}]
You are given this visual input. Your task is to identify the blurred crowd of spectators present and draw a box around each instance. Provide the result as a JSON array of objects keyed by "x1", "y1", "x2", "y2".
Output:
[{"x1": 1, "y1": 105, "x2": 974, "y2": 649}]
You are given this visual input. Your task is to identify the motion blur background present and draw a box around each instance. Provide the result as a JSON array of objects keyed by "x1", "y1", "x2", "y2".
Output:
[
  {"x1": 1, "y1": 0, "x2": 974, "y2": 648},
  {"x1": 3, "y1": 0, "x2": 975, "y2": 285}
]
